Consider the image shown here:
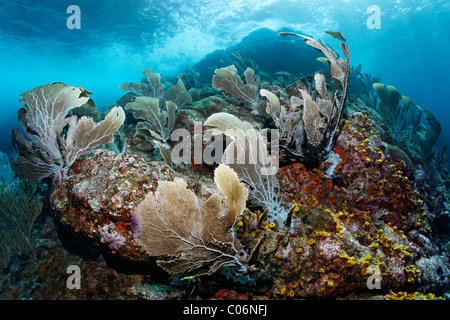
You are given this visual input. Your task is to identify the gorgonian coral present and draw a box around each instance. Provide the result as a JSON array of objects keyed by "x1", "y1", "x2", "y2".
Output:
[
  {"x1": 262, "y1": 31, "x2": 351, "y2": 164},
  {"x1": 12, "y1": 82, "x2": 125, "y2": 183},
  {"x1": 204, "y1": 112, "x2": 287, "y2": 226},
  {"x1": 133, "y1": 164, "x2": 250, "y2": 276},
  {"x1": 120, "y1": 68, "x2": 192, "y2": 109},
  {"x1": 124, "y1": 96, "x2": 177, "y2": 142},
  {"x1": 0, "y1": 179, "x2": 42, "y2": 267},
  {"x1": 212, "y1": 65, "x2": 265, "y2": 113},
  {"x1": 120, "y1": 68, "x2": 191, "y2": 147}
]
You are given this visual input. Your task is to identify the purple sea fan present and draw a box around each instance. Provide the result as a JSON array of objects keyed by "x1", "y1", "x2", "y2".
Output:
[{"x1": 130, "y1": 208, "x2": 141, "y2": 236}]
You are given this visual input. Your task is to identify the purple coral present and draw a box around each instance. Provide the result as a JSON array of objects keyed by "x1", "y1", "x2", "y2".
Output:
[
  {"x1": 319, "y1": 238, "x2": 341, "y2": 260},
  {"x1": 98, "y1": 223, "x2": 126, "y2": 250}
]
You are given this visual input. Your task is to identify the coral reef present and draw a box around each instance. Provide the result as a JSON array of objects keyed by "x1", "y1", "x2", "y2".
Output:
[
  {"x1": 267, "y1": 112, "x2": 449, "y2": 297},
  {"x1": 50, "y1": 149, "x2": 216, "y2": 264},
  {"x1": 2, "y1": 31, "x2": 449, "y2": 301}
]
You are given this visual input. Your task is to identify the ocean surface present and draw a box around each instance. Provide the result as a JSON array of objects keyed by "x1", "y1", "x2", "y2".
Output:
[{"x1": 0, "y1": 0, "x2": 449, "y2": 166}]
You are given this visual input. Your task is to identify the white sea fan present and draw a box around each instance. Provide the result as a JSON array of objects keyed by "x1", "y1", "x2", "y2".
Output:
[{"x1": 204, "y1": 112, "x2": 288, "y2": 227}]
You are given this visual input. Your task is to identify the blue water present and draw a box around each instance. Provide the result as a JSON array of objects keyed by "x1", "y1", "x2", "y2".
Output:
[{"x1": 1, "y1": 0, "x2": 449, "y2": 164}]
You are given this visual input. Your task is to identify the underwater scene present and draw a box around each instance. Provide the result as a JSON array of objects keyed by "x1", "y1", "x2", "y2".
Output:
[{"x1": 1, "y1": 0, "x2": 450, "y2": 304}]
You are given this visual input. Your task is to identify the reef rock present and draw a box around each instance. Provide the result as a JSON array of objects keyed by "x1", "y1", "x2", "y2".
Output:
[
  {"x1": 50, "y1": 149, "x2": 218, "y2": 265},
  {"x1": 267, "y1": 112, "x2": 450, "y2": 298},
  {"x1": 49, "y1": 116, "x2": 450, "y2": 298}
]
